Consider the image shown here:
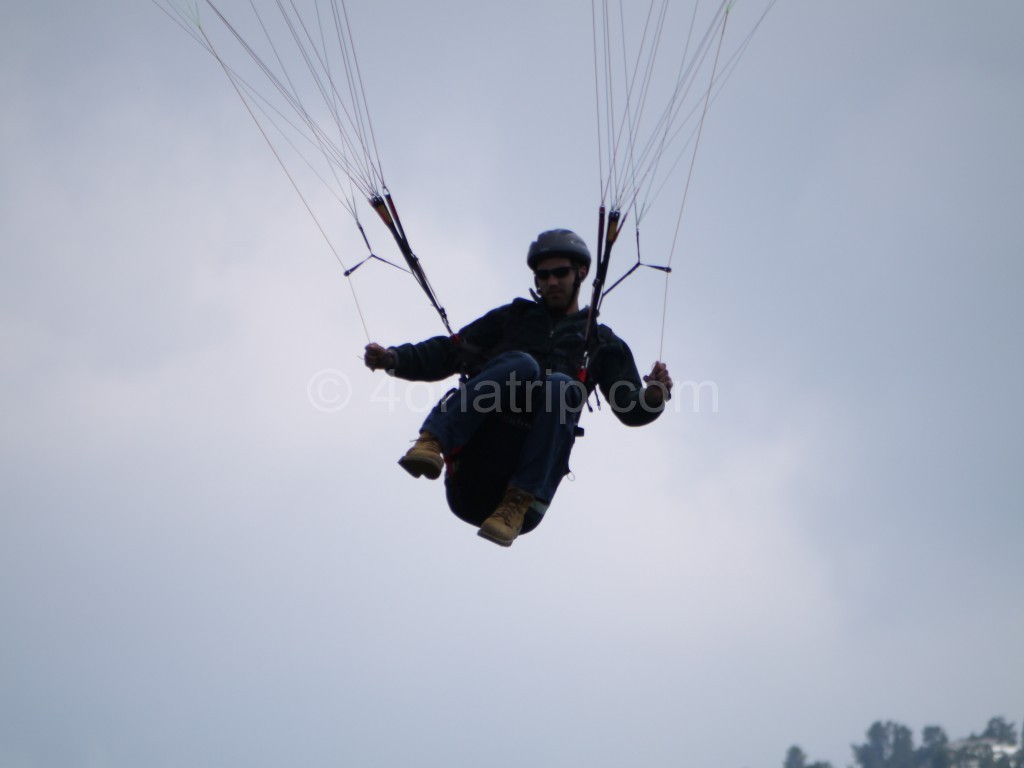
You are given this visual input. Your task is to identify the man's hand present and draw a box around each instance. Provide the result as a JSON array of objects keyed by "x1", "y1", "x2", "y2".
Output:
[
  {"x1": 364, "y1": 342, "x2": 397, "y2": 372},
  {"x1": 642, "y1": 361, "x2": 673, "y2": 408}
]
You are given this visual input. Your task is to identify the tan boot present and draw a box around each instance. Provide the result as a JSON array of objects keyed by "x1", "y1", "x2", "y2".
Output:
[
  {"x1": 477, "y1": 486, "x2": 535, "y2": 547},
  {"x1": 398, "y1": 431, "x2": 444, "y2": 479}
]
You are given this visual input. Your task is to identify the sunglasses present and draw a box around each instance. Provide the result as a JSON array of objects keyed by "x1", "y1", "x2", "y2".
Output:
[{"x1": 534, "y1": 266, "x2": 575, "y2": 281}]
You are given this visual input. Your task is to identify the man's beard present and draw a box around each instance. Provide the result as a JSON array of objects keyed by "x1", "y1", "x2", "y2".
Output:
[{"x1": 542, "y1": 286, "x2": 576, "y2": 312}]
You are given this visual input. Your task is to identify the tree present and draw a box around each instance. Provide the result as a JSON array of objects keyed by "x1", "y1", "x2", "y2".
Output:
[
  {"x1": 854, "y1": 722, "x2": 889, "y2": 768},
  {"x1": 981, "y1": 718, "x2": 1019, "y2": 747},
  {"x1": 917, "y1": 726, "x2": 951, "y2": 768},
  {"x1": 784, "y1": 744, "x2": 834, "y2": 768},
  {"x1": 922, "y1": 727, "x2": 949, "y2": 749},
  {"x1": 786, "y1": 746, "x2": 808, "y2": 768},
  {"x1": 853, "y1": 721, "x2": 917, "y2": 768}
]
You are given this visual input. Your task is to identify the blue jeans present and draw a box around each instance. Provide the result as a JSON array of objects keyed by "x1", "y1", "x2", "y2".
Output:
[{"x1": 422, "y1": 351, "x2": 584, "y2": 504}]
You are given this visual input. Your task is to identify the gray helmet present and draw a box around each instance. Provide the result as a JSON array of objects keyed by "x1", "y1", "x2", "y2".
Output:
[{"x1": 527, "y1": 229, "x2": 592, "y2": 270}]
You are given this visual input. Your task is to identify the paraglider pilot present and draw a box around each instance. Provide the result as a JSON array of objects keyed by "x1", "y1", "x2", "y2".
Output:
[{"x1": 364, "y1": 229, "x2": 672, "y2": 547}]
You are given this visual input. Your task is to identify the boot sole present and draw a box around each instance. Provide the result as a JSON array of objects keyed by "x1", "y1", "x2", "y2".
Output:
[
  {"x1": 477, "y1": 528, "x2": 515, "y2": 547},
  {"x1": 397, "y1": 456, "x2": 443, "y2": 480}
]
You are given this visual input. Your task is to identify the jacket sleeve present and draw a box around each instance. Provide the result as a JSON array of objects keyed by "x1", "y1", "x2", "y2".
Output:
[
  {"x1": 594, "y1": 329, "x2": 664, "y2": 427},
  {"x1": 390, "y1": 335, "x2": 460, "y2": 382},
  {"x1": 389, "y1": 301, "x2": 518, "y2": 382}
]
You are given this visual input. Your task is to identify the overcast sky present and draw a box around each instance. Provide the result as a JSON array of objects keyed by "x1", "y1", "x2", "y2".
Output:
[{"x1": 2, "y1": 2, "x2": 1022, "y2": 767}]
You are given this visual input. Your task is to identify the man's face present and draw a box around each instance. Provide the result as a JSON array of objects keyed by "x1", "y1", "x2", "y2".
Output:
[{"x1": 534, "y1": 256, "x2": 586, "y2": 312}]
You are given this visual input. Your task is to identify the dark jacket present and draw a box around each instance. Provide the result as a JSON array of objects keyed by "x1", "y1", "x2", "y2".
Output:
[{"x1": 390, "y1": 298, "x2": 663, "y2": 427}]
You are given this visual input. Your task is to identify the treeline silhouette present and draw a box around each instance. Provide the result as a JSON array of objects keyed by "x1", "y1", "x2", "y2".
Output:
[{"x1": 785, "y1": 716, "x2": 1022, "y2": 768}]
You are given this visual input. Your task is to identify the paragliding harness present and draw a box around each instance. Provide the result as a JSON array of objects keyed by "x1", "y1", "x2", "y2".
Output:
[
  {"x1": 438, "y1": 217, "x2": 637, "y2": 533},
  {"x1": 376, "y1": 203, "x2": 651, "y2": 534},
  {"x1": 443, "y1": 402, "x2": 549, "y2": 535},
  {"x1": 437, "y1": 314, "x2": 595, "y2": 536},
  {"x1": 432, "y1": 334, "x2": 541, "y2": 534}
]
